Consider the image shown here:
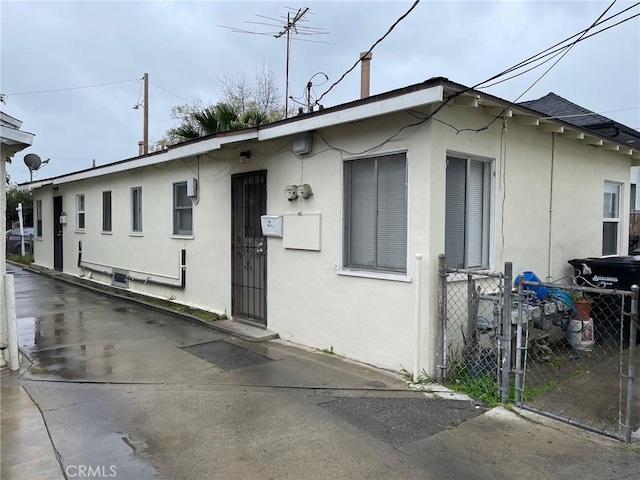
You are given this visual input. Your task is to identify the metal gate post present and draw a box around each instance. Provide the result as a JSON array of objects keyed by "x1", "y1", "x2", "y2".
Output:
[
  {"x1": 437, "y1": 254, "x2": 447, "y2": 384},
  {"x1": 625, "y1": 285, "x2": 638, "y2": 442},
  {"x1": 501, "y1": 262, "x2": 513, "y2": 404},
  {"x1": 514, "y1": 275, "x2": 525, "y2": 405}
]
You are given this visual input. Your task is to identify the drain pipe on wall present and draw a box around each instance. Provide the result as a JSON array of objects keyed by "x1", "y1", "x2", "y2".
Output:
[
  {"x1": 548, "y1": 133, "x2": 556, "y2": 279},
  {"x1": 413, "y1": 253, "x2": 423, "y2": 383}
]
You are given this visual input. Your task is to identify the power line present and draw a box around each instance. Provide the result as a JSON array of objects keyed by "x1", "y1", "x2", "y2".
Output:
[
  {"x1": 479, "y1": 8, "x2": 640, "y2": 89},
  {"x1": 3, "y1": 78, "x2": 139, "y2": 97},
  {"x1": 461, "y1": 0, "x2": 621, "y2": 134},
  {"x1": 149, "y1": 80, "x2": 190, "y2": 103},
  {"x1": 474, "y1": 1, "x2": 638, "y2": 90},
  {"x1": 314, "y1": 0, "x2": 421, "y2": 106}
]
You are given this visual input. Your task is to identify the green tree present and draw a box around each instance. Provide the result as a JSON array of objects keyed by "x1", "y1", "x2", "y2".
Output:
[
  {"x1": 5, "y1": 186, "x2": 33, "y2": 229},
  {"x1": 162, "y1": 63, "x2": 285, "y2": 145}
]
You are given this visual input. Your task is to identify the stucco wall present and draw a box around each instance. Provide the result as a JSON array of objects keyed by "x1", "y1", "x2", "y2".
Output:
[
  {"x1": 30, "y1": 104, "x2": 633, "y2": 374},
  {"x1": 429, "y1": 103, "x2": 631, "y2": 281}
]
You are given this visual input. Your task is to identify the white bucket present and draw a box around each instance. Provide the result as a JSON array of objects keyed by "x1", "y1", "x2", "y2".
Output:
[{"x1": 569, "y1": 318, "x2": 595, "y2": 350}]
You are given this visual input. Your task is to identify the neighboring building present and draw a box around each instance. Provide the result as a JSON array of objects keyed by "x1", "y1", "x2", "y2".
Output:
[
  {"x1": 24, "y1": 78, "x2": 640, "y2": 373},
  {"x1": 1, "y1": 111, "x2": 35, "y2": 367}
]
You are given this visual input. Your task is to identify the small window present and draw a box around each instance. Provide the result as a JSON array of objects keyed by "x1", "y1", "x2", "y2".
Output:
[
  {"x1": 445, "y1": 155, "x2": 492, "y2": 269},
  {"x1": 343, "y1": 152, "x2": 408, "y2": 274},
  {"x1": 36, "y1": 200, "x2": 43, "y2": 237},
  {"x1": 102, "y1": 191, "x2": 112, "y2": 232},
  {"x1": 631, "y1": 183, "x2": 636, "y2": 212},
  {"x1": 603, "y1": 182, "x2": 621, "y2": 255},
  {"x1": 76, "y1": 194, "x2": 85, "y2": 230},
  {"x1": 173, "y1": 182, "x2": 193, "y2": 235},
  {"x1": 131, "y1": 187, "x2": 142, "y2": 233}
]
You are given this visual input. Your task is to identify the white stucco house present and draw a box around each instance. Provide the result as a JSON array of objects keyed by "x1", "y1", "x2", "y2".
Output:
[{"x1": 23, "y1": 78, "x2": 640, "y2": 374}]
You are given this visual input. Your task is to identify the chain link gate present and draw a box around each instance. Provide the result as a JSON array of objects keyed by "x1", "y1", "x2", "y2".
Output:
[
  {"x1": 437, "y1": 256, "x2": 513, "y2": 404},
  {"x1": 438, "y1": 255, "x2": 638, "y2": 442},
  {"x1": 513, "y1": 277, "x2": 639, "y2": 442}
]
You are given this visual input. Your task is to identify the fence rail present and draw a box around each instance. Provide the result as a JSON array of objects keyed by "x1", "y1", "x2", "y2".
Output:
[{"x1": 438, "y1": 255, "x2": 638, "y2": 442}]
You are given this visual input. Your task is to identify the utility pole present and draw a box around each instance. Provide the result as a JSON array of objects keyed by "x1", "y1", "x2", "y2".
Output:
[{"x1": 143, "y1": 73, "x2": 149, "y2": 155}]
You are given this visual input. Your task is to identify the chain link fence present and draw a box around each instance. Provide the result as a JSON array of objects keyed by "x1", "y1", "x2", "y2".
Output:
[
  {"x1": 513, "y1": 277, "x2": 638, "y2": 441},
  {"x1": 437, "y1": 254, "x2": 638, "y2": 442},
  {"x1": 437, "y1": 256, "x2": 512, "y2": 404}
]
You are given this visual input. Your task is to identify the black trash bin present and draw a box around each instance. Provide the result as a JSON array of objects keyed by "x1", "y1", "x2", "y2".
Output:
[{"x1": 568, "y1": 257, "x2": 640, "y2": 348}]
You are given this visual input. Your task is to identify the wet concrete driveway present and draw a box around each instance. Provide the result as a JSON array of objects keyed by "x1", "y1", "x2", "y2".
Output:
[{"x1": 3, "y1": 264, "x2": 639, "y2": 480}]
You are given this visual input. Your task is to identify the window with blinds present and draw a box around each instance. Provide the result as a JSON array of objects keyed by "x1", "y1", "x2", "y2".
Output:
[
  {"x1": 445, "y1": 155, "x2": 491, "y2": 269},
  {"x1": 344, "y1": 152, "x2": 407, "y2": 273}
]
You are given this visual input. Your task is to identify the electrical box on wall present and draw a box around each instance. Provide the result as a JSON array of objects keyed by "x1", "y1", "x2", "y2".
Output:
[
  {"x1": 293, "y1": 132, "x2": 313, "y2": 155},
  {"x1": 260, "y1": 215, "x2": 283, "y2": 238},
  {"x1": 186, "y1": 178, "x2": 198, "y2": 197},
  {"x1": 59, "y1": 213, "x2": 67, "y2": 225}
]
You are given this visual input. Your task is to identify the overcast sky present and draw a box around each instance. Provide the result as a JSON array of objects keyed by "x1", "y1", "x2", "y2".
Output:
[{"x1": 2, "y1": 0, "x2": 639, "y2": 184}]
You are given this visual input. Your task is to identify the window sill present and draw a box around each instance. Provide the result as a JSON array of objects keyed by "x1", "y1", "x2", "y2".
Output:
[
  {"x1": 75, "y1": 230, "x2": 85, "y2": 234},
  {"x1": 101, "y1": 231, "x2": 113, "y2": 235},
  {"x1": 35, "y1": 237, "x2": 43, "y2": 241},
  {"x1": 171, "y1": 234, "x2": 194, "y2": 240},
  {"x1": 129, "y1": 232, "x2": 143, "y2": 237},
  {"x1": 337, "y1": 268, "x2": 411, "y2": 283}
]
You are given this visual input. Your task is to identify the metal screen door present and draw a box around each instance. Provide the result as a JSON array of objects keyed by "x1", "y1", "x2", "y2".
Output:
[{"x1": 231, "y1": 171, "x2": 267, "y2": 326}]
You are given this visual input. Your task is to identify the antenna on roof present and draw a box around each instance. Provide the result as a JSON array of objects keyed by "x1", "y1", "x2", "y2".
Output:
[{"x1": 220, "y1": 7, "x2": 329, "y2": 118}]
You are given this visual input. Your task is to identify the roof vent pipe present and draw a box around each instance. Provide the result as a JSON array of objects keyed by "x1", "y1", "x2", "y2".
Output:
[
  {"x1": 138, "y1": 141, "x2": 144, "y2": 156},
  {"x1": 360, "y1": 51, "x2": 373, "y2": 99}
]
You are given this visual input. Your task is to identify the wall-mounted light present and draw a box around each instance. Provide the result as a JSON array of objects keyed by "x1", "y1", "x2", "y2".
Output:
[{"x1": 240, "y1": 150, "x2": 251, "y2": 165}]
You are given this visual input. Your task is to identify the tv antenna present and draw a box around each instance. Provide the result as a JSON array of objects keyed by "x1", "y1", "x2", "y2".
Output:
[{"x1": 220, "y1": 7, "x2": 329, "y2": 118}]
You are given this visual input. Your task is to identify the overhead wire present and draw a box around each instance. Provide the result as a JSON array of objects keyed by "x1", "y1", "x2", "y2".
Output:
[
  {"x1": 473, "y1": 1, "x2": 638, "y2": 90},
  {"x1": 3, "y1": 78, "x2": 139, "y2": 97},
  {"x1": 314, "y1": 1, "x2": 634, "y2": 156},
  {"x1": 479, "y1": 8, "x2": 640, "y2": 89},
  {"x1": 149, "y1": 80, "x2": 191, "y2": 103},
  {"x1": 314, "y1": 0, "x2": 421, "y2": 106},
  {"x1": 455, "y1": 0, "x2": 621, "y2": 134}
]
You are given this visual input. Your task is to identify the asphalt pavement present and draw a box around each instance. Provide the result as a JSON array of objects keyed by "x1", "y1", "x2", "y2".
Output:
[{"x1": 2, "y1": 263, "x2": 639, "y2": 480}]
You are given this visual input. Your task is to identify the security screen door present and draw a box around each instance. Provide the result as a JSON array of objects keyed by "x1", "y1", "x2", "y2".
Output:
[{"x1": 231, "y1": 171, "x2": 267, "y2": 326}]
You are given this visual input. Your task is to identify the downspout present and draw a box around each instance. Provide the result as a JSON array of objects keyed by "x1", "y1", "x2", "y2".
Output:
[{"x1": 548, "y1": 133, "x2": 555, "y2": 279}]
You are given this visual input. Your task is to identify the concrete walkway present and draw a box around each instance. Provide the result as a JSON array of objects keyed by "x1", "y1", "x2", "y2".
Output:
[{"x1": 2, "y1": 264, "x2": 639, "y2": 480}]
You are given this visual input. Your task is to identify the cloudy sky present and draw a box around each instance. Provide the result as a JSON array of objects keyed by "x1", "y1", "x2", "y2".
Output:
[{"x1": 2, "y1": 0, "x2": 639, "y2": 184}]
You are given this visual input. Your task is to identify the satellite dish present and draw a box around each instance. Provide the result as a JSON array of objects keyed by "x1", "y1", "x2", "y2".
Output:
[{"x1": 24, "y1": 153, "x2": 42, "y2": 171}]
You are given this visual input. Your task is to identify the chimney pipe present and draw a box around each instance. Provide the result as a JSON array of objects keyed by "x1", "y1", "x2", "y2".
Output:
[
  {"x1": 138, "y1": 141, "x2": 144, "y2": 156},
  {"x1": 360, "y1": 51, "x2": 373, "y2": 99}
]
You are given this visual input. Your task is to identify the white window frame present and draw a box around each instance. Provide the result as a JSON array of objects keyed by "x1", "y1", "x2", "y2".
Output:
[
  {"x1": 172, "y1": 181, "x2": 193, "y2": 236},
  {"x1": 131, "y1": 187, "x2": 143, "y2": 234},
  {"x1": 36, "y1": 199, "x2": 43, "y2": 238},
  {"x1": 445, "y1": 153, "x2": 494, "y2": 270},
  {"x1": 76, "y1": 194, "x2": 85, "y2": 231},
  {"x1": 341, "y1": 151, "x2": 408, "y2": 276},
  {"x1": 102, "y1": 191, "x2": 112, "y2": 233},
  {"x1": 602, "y1": 181, "x2": 622, "y2": 256}
]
